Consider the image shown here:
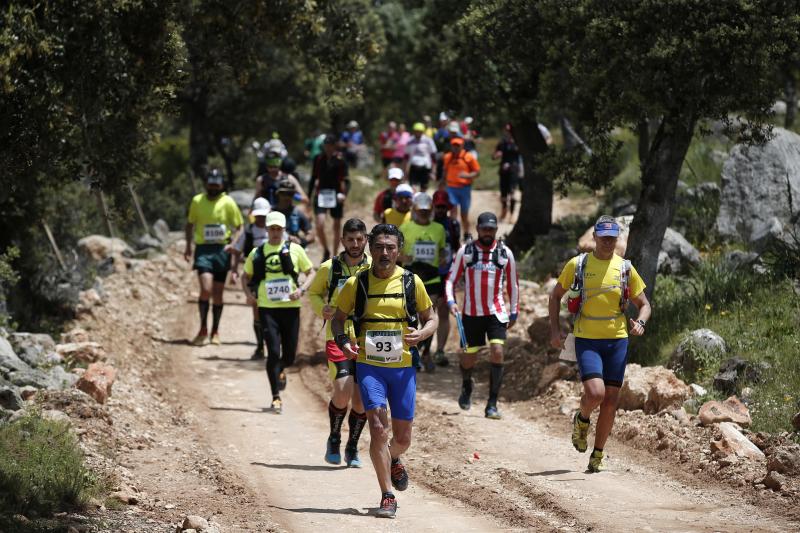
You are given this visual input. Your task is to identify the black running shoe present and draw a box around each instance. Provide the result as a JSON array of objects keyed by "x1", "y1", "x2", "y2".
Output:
[
  {"x1": 390, "y1": 459, "x2": 409, "y2": 491},
  {"x1": 375, "y1": 493, "x2": 397, "y2": 518},
  {"x1": 250, "y1": 348, "x2": 264, "y2": 360}
]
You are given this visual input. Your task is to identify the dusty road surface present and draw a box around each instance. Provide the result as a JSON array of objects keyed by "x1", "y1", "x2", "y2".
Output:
[{"x1": 163, "y1": 284, "x2": 798, "y2": 532}]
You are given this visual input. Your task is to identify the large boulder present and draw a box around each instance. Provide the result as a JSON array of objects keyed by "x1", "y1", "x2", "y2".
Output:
[
  {"x1": 716, "y1": 127, "x2": 800, "y2": 250},
  {"x1": 152, "y1": 219, "x2": 171, "y2": 243},
  {"x1": 0, "y1": 386, "x2": 24, "y2": 411},
  {"x1": 656, "y1": 228, "x2": 701, "y2": 274},
  {"x1": 711, "y1": 422, "x2": 765, "y2": 461},
  {"x1": 0, "y1": 336, "x2": 31, "y2": 374},
  {"x1": 712, "y1": 356, "x2": 769, "y2": 395},
  {"x1": 698, "y1": 396, "x2": 752, "y2": 427},
  {"x1": 56, "y1": 342, "x2": 106, "y2": 364},
  {"x1": 669, "y1": 329, "x2": 727, "y2": 377},
  {"x1": 77, "y1": 235, "x2": 133, "y2": 261},
  {"x1": 8, "y1": 332, "x2": 56, "y2": 368},
  {"x1": 619, "y1": 364, "x2": 691, "y2": 413},
  {"x1": 767, "y1": 443, "x2": 800, "y2": 475}
]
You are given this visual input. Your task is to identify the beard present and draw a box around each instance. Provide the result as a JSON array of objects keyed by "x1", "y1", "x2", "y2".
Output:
[
  {"x1": 479, "y1": 235, "x2": 494, "y2": 246},
  {"x1": 206, "y1": 189, "x2": 221, "y2": 198},
  {"x1": 346, "y1": 246, "x2": 364, "y2": 259}
]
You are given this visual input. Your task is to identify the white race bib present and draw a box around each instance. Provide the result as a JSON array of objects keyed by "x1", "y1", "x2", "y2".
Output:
[
  {"x1": 365, "y1": 329, "x2": 403, "y2": 363},
  {"x1": 495, "y1": 310, "x2": 509, "y2": 323},
  {"x1": 317, "y1": 189, "x2": 337, "y2": 208},
  {"x1": 203, "y1": 224, "x2": 227, "y2": 243},
  {"x1": 413, "y1": 241, "x2": 436, "y2": 263},
  {"x1": 266, "y1": 278, "x2": 292, "y2": 301}
]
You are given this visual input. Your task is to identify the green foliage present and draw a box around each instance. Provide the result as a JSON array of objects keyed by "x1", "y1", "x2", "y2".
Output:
[
  {"x1": 0, "y1": 414, "x2": 97, "y2": 518},
  {"x1": 629, "y1": 258, "x2": 800, "y2": 434},
  {"x1": 138, "y1": 131, "x2": 193, "y2": 231}
]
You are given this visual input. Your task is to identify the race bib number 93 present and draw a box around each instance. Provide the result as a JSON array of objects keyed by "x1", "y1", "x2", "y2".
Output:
[{"x1": 365, "y1": 329, "x2": 403, "y2": 363}]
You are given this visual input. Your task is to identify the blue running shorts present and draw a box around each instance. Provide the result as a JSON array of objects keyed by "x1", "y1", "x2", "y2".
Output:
[
  {"x1": 575, "y1": 337, "x2": 629, "y2": 388},
  {"x1": 356, "y1": 363, "x2": 416, "y2": 421},
  {"x1": 447, "y1": 186, "x2": 472, "y2": 213}
]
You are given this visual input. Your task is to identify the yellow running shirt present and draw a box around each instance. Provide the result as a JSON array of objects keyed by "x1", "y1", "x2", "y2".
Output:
[
  {"x1": 243, "y1": 241, "x2": 313, "y2": 308},
  {"x1": 336, "y1": 266, "x2": 432, "y2": 368},
  {"x1": 307, "y1": 254, "x2": 371, "y2": 341},
  {"x1": 187, "y1": 192, "x2": 243, "y2": 245},
  {"x1": 383, "y1": 208, "x2": 411, "y2": 227},
  {"x1": 557, "y1": 253, "x2": 645, "y2": 339},
  {"x1": 399, "y1": 220, "x2": 447, "y2": 285}
]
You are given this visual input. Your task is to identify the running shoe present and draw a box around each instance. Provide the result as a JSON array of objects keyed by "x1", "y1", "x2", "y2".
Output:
[
  {"x1": 424, "y1": 357, "x2": 436, "y2": 373},
  {"x1": 390, "y1": 459, "x2": 409, "y2": 491},
  {"x1": 485, "y1": 404, "x2": 502, "y2": 420},
  {"x1": 433, "y1": 349, "x2": 449, "y2": 367},
  {"x1": 375, "y1": 493, "x2": 397, "y2": 519},
  {"x1": 588, "y1": 449, "x2": 606, "y2": 473},
  {"x1": 458, "y1": 382, "x2": 472, "y2": 411},
  {"x1": 278, "y1": 370, "x2": 287, "y2": 391},
  {"x1": 571, "y1": 411, "x2": 590, "y2": 453},
  {"x1": 210, "y1": 332, "x2": 221, "y2": 345},
  {"x1": 271, "y1": 397, "x2": 282, "y2": 414},
  {"x1": 250, "y1": 347, "x2": 264, "y2": 360},
  {"x1": 344, "y1": 445, "x2": 362, "y2": 468},
  {"x1": 325, "y1": 436, "x2": 342, "y2": 465},
  {"x1": 191, "y1": 329, "x2": 208, "y2": 346}
]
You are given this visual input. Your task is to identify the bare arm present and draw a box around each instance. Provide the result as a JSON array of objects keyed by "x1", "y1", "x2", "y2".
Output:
[
  {"x1": 183, "y1": 223, "x2": 193, "y2": 262},
  {"x1": 404, "y1": 306, "x2": 438, "y2": 346},
  {"x1": 331, "y1": 308, "x2": 359, "y2": 359},
  {"x1": 628, "y1": 292, "x2": 652, "y2": 336},
  {"x1": 548, "y1": 283, "x2": 568, "y2": 348}
]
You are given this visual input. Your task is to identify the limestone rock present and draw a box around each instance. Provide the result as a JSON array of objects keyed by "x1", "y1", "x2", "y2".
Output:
[
  {"x1": 793, "y1": 411, "x2": 800, "y2": 431},
  {"x1": 527, "y1": 315, "x2": 569, "y2": 351},
  {"x1": 56, "y1": 342, "x2": 106, "y2": 364},
  {"x1": 182, "y1": 516, "x2": 209, "y2": 531},
  {"x1": 619, "y1": 364, "x2": 690, "y2": 414},
  {"x1": 699, "y1": 396, "x2": 752, "y2": 427},
  {"x1": 656, "y1": 228, "x2": 701, "y2": 274},
  {"x1": 19, "y1": 386, "x2": 37, "y2": 401},
  {"x1": 111, "y1": 491, "x2": 139, "y2": 505},
  {"x1": 535, "y1": 362, "x2": 575, "y2": 395},
  {"x1": 766, "y1": 443, "x2": 800, "y2": 476},
  {"x1": 8, "y1": 333, "x2": 56, "y2": 368},
  {"x1": 77, "y1": 235, "x2": 133, "y2": 261},
  {"x1": 48, "y1": 365, "x2": 78, "y2": 389},
  {"x1": 762, "y1": 471, "x2": 787, "y2": 492},
  {"x1": 716, "y1": 127, "x2": 800, "y2": 250},
  {"x1": 0, "y1": 335, "x2": 29, "y2": 374},
  {"x1": 152, "y1": 219, "x2": 171, "y2": 243},
  {"x1": 669, "y1": 329, "x2": 727, "y2": 377},
  {"x1": 76, "y1": 362, "x2": 117, "y2": 404},
  {"x1": 712, "y1": 422, "x2": 765, "y2": 461},
  {"x1": 61, "y1": 327, "x2": 90, "y2": 344}
]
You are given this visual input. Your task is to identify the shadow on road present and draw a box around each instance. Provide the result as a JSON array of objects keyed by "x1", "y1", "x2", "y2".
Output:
[
  {"x1": 252, "y1": 462, "x2": 349, "y2": 472},
  {"x1": 526, "y1": 469, "x2": 572, "y2": 477},
  {"x1": 268, "y1": 505, "x2": 371, "y2": 516}
]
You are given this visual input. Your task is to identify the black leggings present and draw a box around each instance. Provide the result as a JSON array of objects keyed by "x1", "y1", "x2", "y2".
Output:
[{"x1": 258, "y1": 307, "x2": 300, "y2": 397}]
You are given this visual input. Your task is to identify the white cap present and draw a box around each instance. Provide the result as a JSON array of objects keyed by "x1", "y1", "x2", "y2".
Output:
[
  {"x1": 439, "y1": 111, "x2": 448, "y2": 121},
  {"x1": 414, "y1": 192, "x2": 433, "y2": 210},
  {"x1": 395, "y1": 184, "x2": 414, "y2": 198},
  {"x1": 347, "y1": 120, "x2": 359, "y2": 129},
  {"x1": 387, "y1": 167, "x2": 404, "y2": 181},
  {"x1": 251, "y1": 197, "x2": 271, "y2": 217},
  {"x1": 266, "y1": 211, "x2": 286, "y2": 228},
  {"x1": 465, "y1": 116, "x2": 474, "y2": 125},
  {"x1": 448, "y1": 121, "x2": 460, "y2": 133}
]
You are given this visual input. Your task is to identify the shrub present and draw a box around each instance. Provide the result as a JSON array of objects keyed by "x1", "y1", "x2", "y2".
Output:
[{"x1": 0, "y1": 414, "x2": 96, "y2": 518}]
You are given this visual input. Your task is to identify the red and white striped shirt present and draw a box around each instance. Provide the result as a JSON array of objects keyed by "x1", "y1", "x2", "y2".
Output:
[{"x1": 445, "y1": 240, "x2": 519, "y2": 319}]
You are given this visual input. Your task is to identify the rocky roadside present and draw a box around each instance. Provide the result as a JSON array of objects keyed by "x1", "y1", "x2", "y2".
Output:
[{"x1": 1, "y1": 235, "x2": 279, "y2": 532}]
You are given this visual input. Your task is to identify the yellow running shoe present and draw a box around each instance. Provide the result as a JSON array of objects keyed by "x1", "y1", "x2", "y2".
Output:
[
  {"x1": 588, "y1": 449, "x2": 606, "y2": 473},
  {"x1": 271, "y1": 397, "x2": 283, "y2": 414},
  {"x1": 210, "y1": 332, "x2": 221, "y2": 345},
  {"x1": 571, "y1": 411, "x2": 590, "y2": 453},
  {"x1": 191, "y1": 330, "x2": 208, "y2": 346}
]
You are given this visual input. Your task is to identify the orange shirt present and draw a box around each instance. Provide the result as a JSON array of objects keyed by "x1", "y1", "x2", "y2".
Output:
[{"x1": 443, "y1": 151, "x2": 480, "y2": 188}]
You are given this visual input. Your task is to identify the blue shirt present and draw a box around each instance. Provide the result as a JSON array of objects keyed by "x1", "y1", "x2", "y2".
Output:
[{"x1": 341, "y1": 130, "x2": 364, "y2": 145}]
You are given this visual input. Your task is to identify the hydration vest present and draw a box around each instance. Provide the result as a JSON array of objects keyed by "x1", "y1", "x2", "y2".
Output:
[
  {"x1": 463, "y1": 235, "x2": 509, "y2": 270},
  {"x1": 567, "y1": 253, "x2": 632, "y2": 320},
  {"x1": 326, "y1": 254, "x2": 368, "y2": 303},
  {"x1": 248, "y1": 241, "x2": 298, "y2": 292},
  {"x1": 352, "y1": 269, "x2": 418, "y2": 337}
]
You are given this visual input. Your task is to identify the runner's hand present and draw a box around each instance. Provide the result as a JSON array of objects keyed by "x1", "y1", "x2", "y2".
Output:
[
  {"x1": 289, "y1": 288, "x2": 303, "y2": 301},
  {"x1": 223, "y1": 244, "x2": 235, "y2": 253},
  {"x1": 322, "y1": 305, "x2": 336, "y2": 321},
  {"x1": 404, "y1": 327, "x2": 424, "y2": 346},
  {"x1": 337, "y1": 193, "x2": 346, "y2": 202},
  {"x1": 550, "y1": 330, "x2": 566, "y2": 349},
  {"x1": 230, "y1": 271, "x2": 240, "y2": 285},
  {"x1": 449, "y1": 304, "x2": 459, "y2": 317},
  {"x1": 245, "y1": 294, "x2": 257, "y2": 306},
  {"x1": 343, "y1": 342, "x2": 359, "y2": 360},
  {"x1": 183, "y1": 247, "x2": 191, "y2": 262},
  {"x1": 629, "y1": 318, "x2": 645, "y2": 336},
  {"x1": 507, "y1": 320, "x2": 516, "y2": 330}
]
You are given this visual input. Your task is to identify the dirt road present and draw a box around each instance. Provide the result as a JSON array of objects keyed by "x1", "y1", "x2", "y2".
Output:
[{"x1": 164, "y1": 284, "x2": 797, "y2": 532}]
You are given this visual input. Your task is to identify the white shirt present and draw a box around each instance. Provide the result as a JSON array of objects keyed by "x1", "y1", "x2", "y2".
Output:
[{"x1": 405, "y1": 135, "x2": 437, "y2": 169}]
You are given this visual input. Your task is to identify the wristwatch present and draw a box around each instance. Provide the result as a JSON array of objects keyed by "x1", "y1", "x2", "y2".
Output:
[
  {"x1": 335, "y1": 333, "x2": 350, "y2": 350},
  {"x1": 636, "y1": 319, "x2": 646, "y2": 328}
]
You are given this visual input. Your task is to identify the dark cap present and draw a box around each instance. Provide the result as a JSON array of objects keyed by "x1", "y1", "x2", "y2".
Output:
[
  {"x1": 276, "y1": 179, "x2": 295, "y2": 193},
  {"x1": 323, "y1": 134, "x2": 337, "y2": 145},
  {"x1": 477, "y1": 212, "x2": 498, "y2": 229}
]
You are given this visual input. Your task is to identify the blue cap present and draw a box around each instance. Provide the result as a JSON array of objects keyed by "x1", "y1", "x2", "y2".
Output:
[{"x1": 594, "y1": 221, "x2": 620, "y2": 237}]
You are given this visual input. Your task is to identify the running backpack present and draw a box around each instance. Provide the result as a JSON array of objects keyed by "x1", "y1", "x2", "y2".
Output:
[
  {"x1": 325, "y1": 254, "x2": 368, "y2": 303},
  {"x1": 567, "y1": 253, "x2": 632, "y2": 319},
  {"x1": 463, "y1": 236, "x2": 509, "y2": 269},
  {"x1": 352, "y1": 268, "x2": 418, "y2": 337},
  {"x1": 248, "y1": 241, "x2": 298, "y2": 292},
  {"x1": 381, "y1": 188, "x2": 394, "y2": 210}
]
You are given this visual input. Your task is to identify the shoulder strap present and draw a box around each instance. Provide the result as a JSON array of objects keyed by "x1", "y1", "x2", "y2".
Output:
[
  {"x1": 402, "y1": 269, "x2": 418, "y2": 329},
  {"x1": 492, "y1": 239, "x2": 509, "y2": 268},
  {"x1": 353, "y1": 269, "x2": 371, "y2": 336},
  {"x1": 573, "y1": 252, "x2": 589, "y2": 290},
  {"x1": 279, "y1": 242, "x2": 299, "y2": 286},
  {"x1": 619, "y1": 259, "x2": 632, "y2": 311},
  {"x1": 249, "y1": 244, "x2": 267, "y2": 290},
  {"x1": 327, "y1": 256, "x2": 344, "y2": 302}
]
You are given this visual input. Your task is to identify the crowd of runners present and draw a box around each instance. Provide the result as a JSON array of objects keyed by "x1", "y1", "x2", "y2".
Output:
[{"x1": 181, "y1": 117, "x2": 650, "y2": 519}]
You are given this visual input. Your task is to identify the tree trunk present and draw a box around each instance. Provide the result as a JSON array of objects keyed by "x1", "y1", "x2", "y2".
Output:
[
  {"x1": 506, "y1": 114, "x2": 551, "y2": 252},
  {"x1": 188, "y1": 84, "x2": 211, "y2": 179},
  {"x1": 786, "y1": 73, "x2": 797, "y2": 129},
  {"x1": 214, "y1": 135, "x2": 236, "y2": 187},
  {"x1": 626, "y1": 113, "x2": 696, "y2": 300},
  {"x1": 636, "y1": 119, "x2": 650, "y2": 167}
]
